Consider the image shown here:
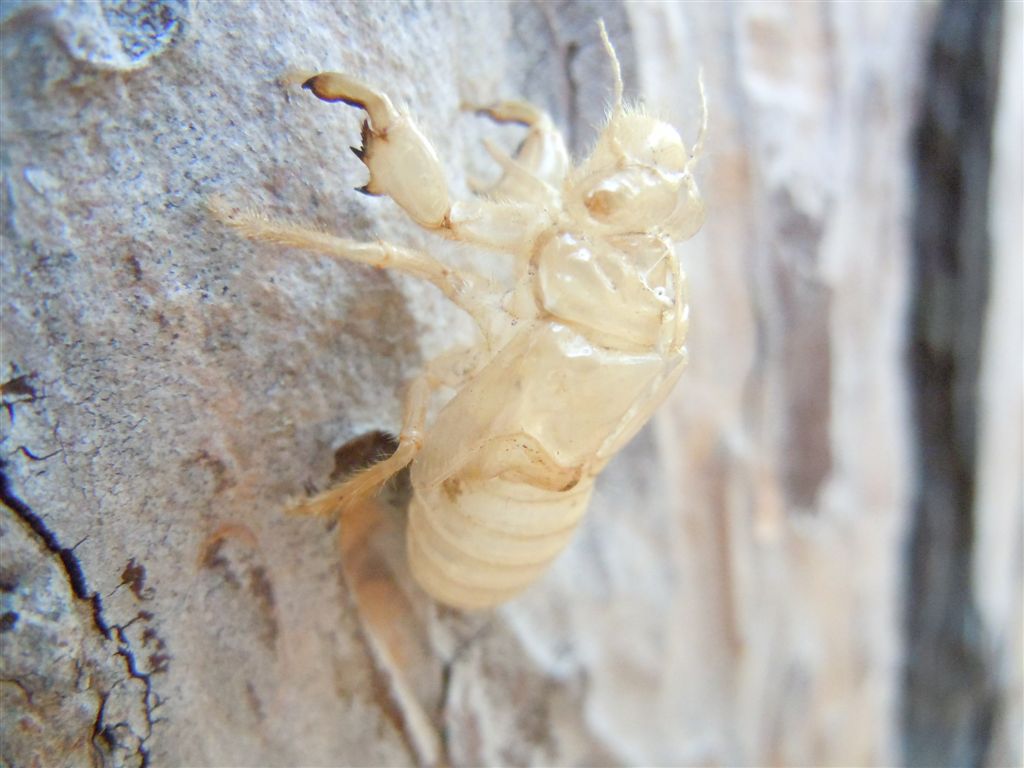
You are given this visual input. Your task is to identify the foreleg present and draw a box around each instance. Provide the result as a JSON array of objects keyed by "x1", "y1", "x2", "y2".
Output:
[
  {"x1": 302, "y1": 73, "x2": 551, "y2": 253},
  {"x1": 470, "y1": 100, "x2": 569, "y2": 198}
]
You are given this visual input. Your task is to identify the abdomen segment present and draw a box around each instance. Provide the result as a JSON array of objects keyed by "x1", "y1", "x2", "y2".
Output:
[{"x1": 406, "y1": 477, "x2": 594, "y2": 609}]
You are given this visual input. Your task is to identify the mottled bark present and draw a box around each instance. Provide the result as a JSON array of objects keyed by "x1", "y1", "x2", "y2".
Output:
[{"x1": 1, "y1": 2, "x2": 1019, "y2": 767}]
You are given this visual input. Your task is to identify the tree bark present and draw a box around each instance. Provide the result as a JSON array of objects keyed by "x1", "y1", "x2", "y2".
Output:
[{"x1": 0, "y1": 2, "x2": 1018, "y2": 767}]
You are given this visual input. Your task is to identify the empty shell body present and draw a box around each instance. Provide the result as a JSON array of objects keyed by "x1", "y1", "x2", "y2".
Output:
[{"x1": 216, "y1": 24, "x2": 705, "y2": 609}]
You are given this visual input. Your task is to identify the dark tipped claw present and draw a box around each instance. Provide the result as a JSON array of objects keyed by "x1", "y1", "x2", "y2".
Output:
[
  {"x1": 355, "y1": 184, "x2": 381, "y2": 197},
  {"x1": 349, "y1": 120, "x2": 373, "y2": 165},
  {"x1": 302, "y1": 75, "x2": 367, "y2": 110}
]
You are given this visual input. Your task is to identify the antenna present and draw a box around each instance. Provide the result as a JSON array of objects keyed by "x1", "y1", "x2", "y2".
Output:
[
  {"x1": 597, "y1": 19, "x2": 624, "y2": 118},
  {"x1": 688, "y1": 68, "x2": 708, "y2": 172}
]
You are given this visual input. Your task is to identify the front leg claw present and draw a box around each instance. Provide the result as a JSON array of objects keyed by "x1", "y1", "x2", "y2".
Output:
[{"x1": 303, "y1": 72, "x2": 452, "y2": 229}]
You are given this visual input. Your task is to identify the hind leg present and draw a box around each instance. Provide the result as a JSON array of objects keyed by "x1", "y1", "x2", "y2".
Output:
[
  {"x1": 293, "y1": 375, "x2": 430, "y2": 518},
  {"x1": 292, "y1": 344, "x2": 484, "y2": 517}
]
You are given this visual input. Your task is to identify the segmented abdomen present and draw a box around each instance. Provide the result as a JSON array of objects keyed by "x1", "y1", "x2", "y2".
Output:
[{"x1": 406, "y1": 477, "x2": 594, "y2": 609}]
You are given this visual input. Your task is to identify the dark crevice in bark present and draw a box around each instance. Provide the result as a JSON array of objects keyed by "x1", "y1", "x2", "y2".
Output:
[
  {"x1": 111, "y1": 622, "x2": 158, "y2": 768},
  {"x1": 904, "y1": 2, "x2": 1003, "y2": 766},
  {"x1": 0, "y1": 457, "x2": 111, "y2": 639},
  {"x1": 0, "y1": 458, "x2": 155, "y2": 767}
]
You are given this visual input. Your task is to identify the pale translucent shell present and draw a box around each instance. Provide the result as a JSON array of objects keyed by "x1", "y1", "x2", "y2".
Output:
[
  {"x1": 407, "y1": 477, "x2": 594, "y2": 609},
  {"x1": 407, "y1": 321, "x2": 684, "y2": 609},
  {"x1": 215, "y1": 23, "x2": 705, "y2": 611}
]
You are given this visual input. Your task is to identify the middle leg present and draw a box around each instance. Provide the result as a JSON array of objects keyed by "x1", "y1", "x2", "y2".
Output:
[{"x1": 210, "y1": 199, "x2": 504, "y2": 340}]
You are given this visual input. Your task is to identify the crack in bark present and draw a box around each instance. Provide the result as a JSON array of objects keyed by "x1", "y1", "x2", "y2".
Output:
[
  {"x1": 0, "y1": 458, "x2": 156, "y2": 767},
  {"x1": 0, "y1": 458, "x2": 110, "y2": 638},
  {"x1": 110, "y1": 623, "x2": 158, "y2": 768}
]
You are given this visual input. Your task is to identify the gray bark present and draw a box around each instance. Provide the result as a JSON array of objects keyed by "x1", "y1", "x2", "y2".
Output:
[{"x1": 0, "y1": 2, "x2": 1019, "y2": 767}]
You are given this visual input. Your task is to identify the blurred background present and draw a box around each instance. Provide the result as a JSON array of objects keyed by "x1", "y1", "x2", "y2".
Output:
[{"x1": 1, "y1": 2, "x2": 1020, "y2": 766}]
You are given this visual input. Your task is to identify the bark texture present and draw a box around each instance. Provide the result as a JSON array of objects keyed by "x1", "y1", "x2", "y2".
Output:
[
  {"x1": 0, "y1": 2, "x2": 1019, "y2": 767},
  {"x1": 903, "y1": 2, "x2": 1017, "y2": 767}
]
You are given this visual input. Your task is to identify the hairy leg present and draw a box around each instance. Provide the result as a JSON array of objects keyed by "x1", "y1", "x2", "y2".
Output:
[{"x1": 210, "y1": 199, "x2": 504, "y2": 338}]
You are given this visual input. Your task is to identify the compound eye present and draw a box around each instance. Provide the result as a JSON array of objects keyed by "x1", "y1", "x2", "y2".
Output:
[
  {"x1": 584, "y1": 186, "x2": 621, "y2": 219},
  {"x1": 582, "y1": 168, "x2": 678, "y2": 230}
]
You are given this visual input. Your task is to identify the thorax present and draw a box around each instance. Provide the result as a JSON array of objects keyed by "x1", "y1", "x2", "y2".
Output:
[{"x1": 504, "y1": 228, "x2": 686, "y2": 354}]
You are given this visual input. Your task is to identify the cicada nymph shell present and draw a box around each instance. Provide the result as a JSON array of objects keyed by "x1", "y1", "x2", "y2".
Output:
[{"x1": 214, "y1": 21, "x2": 706, "y2": 609}]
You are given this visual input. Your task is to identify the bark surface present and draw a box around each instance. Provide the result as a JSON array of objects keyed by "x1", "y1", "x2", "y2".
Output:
[{"x1": 1, "y1": 2, "x2": 1019, "y2": 767}]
